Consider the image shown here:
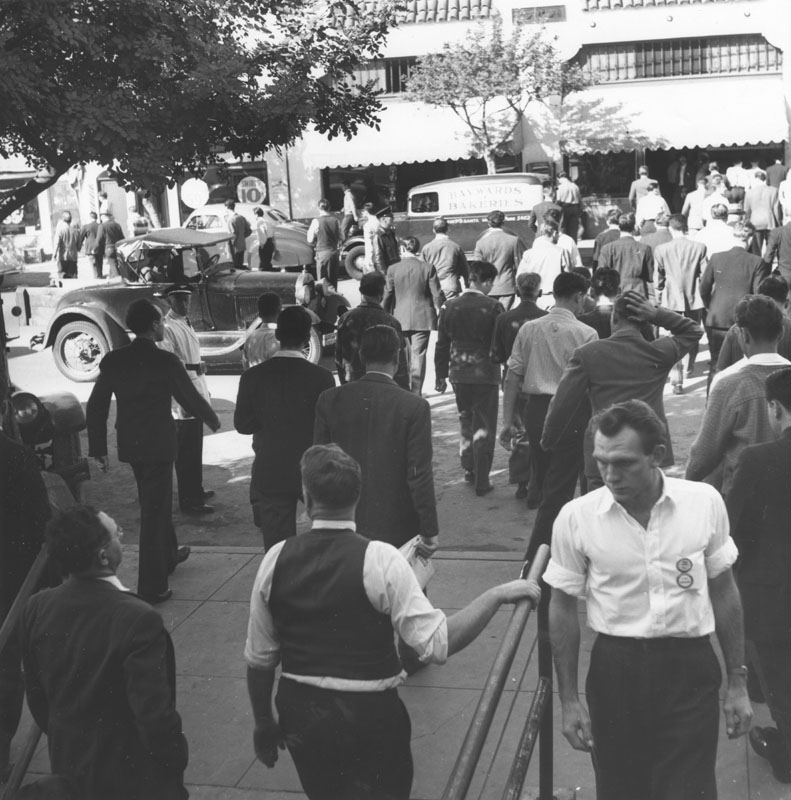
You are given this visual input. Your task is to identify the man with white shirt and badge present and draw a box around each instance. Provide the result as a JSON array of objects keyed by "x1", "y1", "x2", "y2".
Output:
[
  {"x1": 547, "y1": 400, "x2": 751, "y2": 800},
  {"x1": 159, "y1": 283, "x2": 215, "y2": 515}
]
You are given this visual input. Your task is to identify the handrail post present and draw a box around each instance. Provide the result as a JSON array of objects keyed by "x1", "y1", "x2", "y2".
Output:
[
  {"x1": 537, "y1": 586, "x2": 554, "y2": 800},
  {"x1": 441, "y1": 544, "x2": 550, "y2": 800}
]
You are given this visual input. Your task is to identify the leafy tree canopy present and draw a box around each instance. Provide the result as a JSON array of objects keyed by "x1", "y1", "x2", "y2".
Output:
[
  {"x1": 407, "y1": 15, "x2": 590, "y2": 173},
  {"x1": 0, "y1": 0, "x2": 396, "y2": 218}
]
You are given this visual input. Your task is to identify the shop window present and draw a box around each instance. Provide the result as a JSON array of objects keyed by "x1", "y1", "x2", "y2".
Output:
[
  {"x1": 410, "y1": 192, "x2": 440, "y2": 214},
  {"x1": 352, "y1": 57, "x2": 418, "y2": 95},
  {"x1": 0, "y1": 193, "x2": 39, "y2": 235}
]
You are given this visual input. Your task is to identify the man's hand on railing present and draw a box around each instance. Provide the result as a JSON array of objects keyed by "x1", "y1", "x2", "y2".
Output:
[
  {"x1": 496, "y1": 579, "x2": 541, "y2": 607},
  {"x1": 560, "y1": 698, "x2": 594, "y2": 752}
]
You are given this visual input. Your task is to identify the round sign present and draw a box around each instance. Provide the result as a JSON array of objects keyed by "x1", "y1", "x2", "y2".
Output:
[
  {"x1": 237, "y1": 176, "x2": 267, "y2": 205},
  {"x1": 181, "y1": 178, "x2": 210, "y2": 209}
]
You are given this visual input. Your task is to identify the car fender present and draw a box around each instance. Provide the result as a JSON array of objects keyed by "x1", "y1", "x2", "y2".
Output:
[
  {"x1": 340, "y1": 236, "x2": 365, "y2": 257},
  {"x1": 45, "y1": 305, "x2": 129, "y2": 350}
]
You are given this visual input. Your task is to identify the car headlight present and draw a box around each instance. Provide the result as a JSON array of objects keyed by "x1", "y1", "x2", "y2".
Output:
[{"x1": 11, "y1": 391, "x2": 53, "y2": 445}]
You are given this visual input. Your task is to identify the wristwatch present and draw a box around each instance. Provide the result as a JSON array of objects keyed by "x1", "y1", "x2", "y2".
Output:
[{"x1": 728, "y1": 665, "x2": 749, "y2": 678}]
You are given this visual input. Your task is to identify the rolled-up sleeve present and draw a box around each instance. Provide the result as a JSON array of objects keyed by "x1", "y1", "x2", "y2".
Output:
[
  {"x1": 543, "y1": 505, "x2": 588, "y2": 597},
  {"x1": 244, "y1": 544, "x2": 285, "y2": 670},
  {"x1": 704, "y1": 490, "x2": 738, "y2": 578},
  {"x1": 364, "y1": 542, "x2": 448, "y2": 665}
]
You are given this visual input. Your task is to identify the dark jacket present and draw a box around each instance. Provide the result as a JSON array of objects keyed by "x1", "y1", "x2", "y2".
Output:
[
  {"x1": 491, "y1": 300, "x2": 547, "y2": 364},
  {"x1": 372, "y1": 227, "x2": 400, "y2": 273},
  {"x1": 96, "y1": 220, "x2": 125, "y2": 257},
  {"x1": 314, "y1": 373, "x2": 438, "y2": 547},
  {"x1": 79, "y1": 221, "x2": 100, "y2": 255},
  {"x1": 727, "y1": 429, "x2": 791, "y2": 643},
  {"x1": 383, "y1": 254, "x2": 442, "y2": 331},
  {"x1": 591, "y1": 228, "x2": 620, "y2": 269},
  {"x1": 700, "y1": 247, "x2": 769, "y2": 329},
  {"x1": 234, "y1": 355, "x2": 335, "y2": 496},
  {"x1": 473, "y1": 229, "x2": 525, "y2": 296},
  {"x1": 764, "y1": 222, "x2": 791, "y2": 283},
  {"x1": 87, "y1": 338, "x2": 218, "y2": 463},
  {"x1": 598, "y1": 235, "x2": 654, "y2": 296},
  {"x1": 435, "y1": 290, "x2": 502, "y2": 385},
  {"x1": 529, "y1": 201, "x2": 562, "y2": 232},
  {"x1": 21, "y1": 578, "x2": 188, "y2": 800}
]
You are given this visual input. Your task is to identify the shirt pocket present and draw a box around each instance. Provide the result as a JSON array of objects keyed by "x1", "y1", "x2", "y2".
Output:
[{"x1": 667, "y1": 550, "x2": 707, "y2": 598}]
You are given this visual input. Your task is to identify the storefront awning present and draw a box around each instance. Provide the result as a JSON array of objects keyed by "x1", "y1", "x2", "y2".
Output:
[
  {"x1": 299, "y1": 102, "x2": 478, "y2": 169},
  {"x1": 559, "y1": 74, "x2": 788, "y2": 154}
]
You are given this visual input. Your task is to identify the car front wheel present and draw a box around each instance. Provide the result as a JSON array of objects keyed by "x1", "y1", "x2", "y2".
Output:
[
  {"x1": 344, "y1": 245, "x2": 366, "y2": 281},
  {"x1": 53, "y1": 321, "x2": 110, "y2": 382},
  {"x1": 303, "y1": 327, "x2": 322, "y2": 364}
]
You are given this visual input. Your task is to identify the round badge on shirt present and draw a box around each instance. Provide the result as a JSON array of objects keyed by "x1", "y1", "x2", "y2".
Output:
[
  {"x1": 677, "y1": 573, "x2": 694, "y2": 589},
  {"x1": 676, "y1": 557, "x2": 693, "y2": 573}
]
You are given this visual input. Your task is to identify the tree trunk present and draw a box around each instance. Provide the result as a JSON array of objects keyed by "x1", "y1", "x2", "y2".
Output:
[
  {"x1": 0, "y1": 164, "x2": 70, "y2": 224},
  {"x1": 484, "y1": 151, "x2": 498, "y2": 175}
]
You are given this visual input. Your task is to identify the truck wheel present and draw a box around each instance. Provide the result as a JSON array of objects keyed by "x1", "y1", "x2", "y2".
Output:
[
  {"x1": 303, "y1": 327, "x2": 322, "y2": 364},
  {"x1": 343, "y1": 245, "x2": 366, "y2": 281},
  {"x1": 53, "y1": 321, "x2": 109, "y2": 382}
]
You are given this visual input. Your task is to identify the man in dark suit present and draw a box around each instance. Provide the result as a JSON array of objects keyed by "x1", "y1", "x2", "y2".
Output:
[
  {"x1": 435, "y1": 260, "x2": 502, "y2": 495},
  {"x1": 420, "y1": 217, "x2": 469, "y2": 300},
  {"x1": 767, "y1": 159, "x2": 788, "y2": 189},
  {"x1": 314, "y1": 325, "x2": 438, "y2": 552},
  {"x1": 590, "y1": 208, "x2": 621, "y2": 270},
  {"x1": 20, "y1": 505, "x2": 189, "y2": 800},
  {"x1": 727, "y1": 367, "x2": 791, "y2": 783},
  {"x1": 79, "y1": 210, "x2": 102, "y2": 278},
  {"x1": 473, "y1": 210, "x2": 525, "y2": 310},
  {"x1": 597, "y1": 212, "x2": 655, "y2": 298},
  {"x1": 382, "y1": 236, "x2": 442, "y2": 395},
  {"x1": 700, "y1": 234, "x2": 769, "y2": 386},
  {"x1": 234, "y1": 306, "x2": 335, "y2": 549},
  {"x1": 529, "y1": 186, "x2": 562, "y2": 233},
  {"x1": 87, "y1": 299, "x2": 220, "y2": 603},
  {"x1": 0, "y1": 426, "x2": 50, "y2": 778},
  {"x1": 764, "y1": 219, "x2": 791, "y2": 283}
]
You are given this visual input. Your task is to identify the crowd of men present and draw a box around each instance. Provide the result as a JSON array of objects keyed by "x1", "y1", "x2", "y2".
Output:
[{"x1": 5, "y1": 158, "x2": 791, "y2": 799}]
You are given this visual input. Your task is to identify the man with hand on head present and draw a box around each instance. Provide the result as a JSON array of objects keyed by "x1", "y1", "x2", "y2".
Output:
[
  {"x1": 245, "y1": 444, "x2": 541, "y2": 800},
  {"x1": 547, "y1": 400, "x2": 751, "y2": 800}
]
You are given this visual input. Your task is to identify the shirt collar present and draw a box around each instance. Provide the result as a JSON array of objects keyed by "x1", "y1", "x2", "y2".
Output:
[
  {"x1": 311, "y1": 519, "x2": 357, "y2": 531},
  {"x1": 463, "y1": 287, "x2": 484, "y2": 295},
  {"x1": 548, "y1": 306, "x2": 576, "y2": 321},
  {"x1": 745, "y1": 353, "x2": 791, "y2": 366},
  {"x1": 434, "y1": 233, "x2": 449, "y2": 240},
  {"x1": 364, "y1": 370, "x2": 394, "y2": 380},
  {"x1": 596, "y1": 469, "x2": 673, "y2": 515},
  {"x1": 273, "y1": 350, "x2": 305, "y2": 359},
  {"x1": 98, "y1": 574, "x2": 130, "y2": 591},
  {"x1": 360, "y1": 298, "x2": 382, "y2": 308}
]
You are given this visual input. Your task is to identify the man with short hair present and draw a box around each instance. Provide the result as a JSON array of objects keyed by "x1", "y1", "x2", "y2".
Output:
[
  {"x1": 577, "y1": 267, "x2": 621, "y2": 340},
  {"x1": 635, "y1": 182, "x2": 670, "y2": 235},
  {"x1": 597, "y1": 212, "x2": 655, "y2": 298},
  {"x1": 628, "y1": 165, "x2": 652, "y2": 210},
  {"x1": 383, "y1": 236, "x2": 442, "y2": 396},
  {"x1": 556, "y1": 171, "x2": 582, "y2": 242},
  {"x1": 687, "y1": 295, "x2": 790, "y2": 494},
  {"x1": 516, "y1": 220, "x2": 571, "y2": 309},
  {"x1": 767, "y1": 158, "x2": 788, "y2": 188},
  {"x1": 473, "y1": 210, "x2": 525, "y2": 310},
  {"x1": 654, "y1": 213, "x2": 708, "y2": 386},
  {"x1": 371, "y1": 206, "x2": 400, "y2": 274},
  {"x1": 491, "y1": 272, "x2": 547, "y2": 499},
  {"x1": 682, "y1": 176, "x2": 709, "y2": 233},
  {"x1": 243, "y1": 292, "x2": 281, "y2": 369},
  {"x1": 245, "y1": 443, "x2": 541, "y2": 800},
  {"x1": 435, "y1": 261, "x2": 502, "y2": 495},
  {"x1": 52, "y1": 211, "x2": 81, "y2": 279},
  {"x1": 315, "y1": 326, "x2": 438, "y2": 550},
  {"x1": 542, "y1": 208, "x2": 582, "y2": 269},
  {"x1": 158, "y1": 283, "x2": 215, "y2": 515},
  {"x1": 695, "y1": 202, "x2": 739, "y2": 257},
  {"x1": 254, "y1": 207, "x2": 276, "y2": 271},
  {"x1": 234, "y1": 306, "x2": 335, "y2": 549},
  {"x1": 225, "y1": 199, "x2": 252, "y2": 269},
  {"x1": 20, "y1": 505, "x2": 190, "y2": 800},
  {"x1": 717, "y1": 275, "x2": 791, "y2": 374},
  {"x1": 529, "y1": 185, "x2": 562, "y2": 233},
  {"x1": 307, "y1": 199, "x2": 343, "y2": 286},
  {"x1": 727, "y1": 367, "x2": 791, "y2": 784},
  {"x1": 500, "y1": 272, "x2": 596, "y2": 510},
  {"x1": 745, "y1": 170, "x2": 780, "y2": 250},
  {"x1": 79, "y1": 210, "x2": 102, "y2": 279},
  {"x1": 542, "y1": 292, "x2": 703, "y2": 492},
  {"x1": 335, "y1": 272, "x2": 408, "y2": 389},
  {"x1": 96, "y1": 211, "x2": 125, "y2": 279},
  {"x1": 547, "y1": 400, "x2": 751, "y2": 800},
  {"x1": 87, "y1": 299, "x2": 220, "y2": 603},
  {"x1": 763, "y1": 216, "x2": 791, "y2": 284},
  {"x1": 640, "y1": 211, "x2": 672, "y2": 251},
  {"x1": 420, "y1": 217, "x2": 469, "y2": 299},
  {"x1": 340, "y1": 180, "x2": 358, "y2": 238},
  {"x1": 701, "y1": 174, "x2": 730, "y2": 225},
  {"x1": 591, "y1": 208, "x2": 622, "y2": 270}
]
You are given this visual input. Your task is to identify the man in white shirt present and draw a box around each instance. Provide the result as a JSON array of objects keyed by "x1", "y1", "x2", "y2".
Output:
[
  {"x1": 682, "y1": 176, "x2": 709, "y2": 233},
  {"x1": 254, "y1": 207, "x2": 276, "y2": 270},
  {"x1": 547, "y1": 400, "x2": 751, "y2": 800},
  {"x1": 541, "y1": 208, "x2": 582, "y2": 271},
  {"x1": 159, "y1": 284, "x2": 215, "y2": 515},
  {"x1": 340, "y1": 180, "x2": 358, "y2": 238},
  {"x1": 701, "y1": 174, "x2": 730, "y2": 225},
  {"x1": 695, "y1": 203, "x2": 739, "y2": 258},
  {"x1": 635, "y1": 181, "x2": 670, "y2": 234},
  {"x1": 516, "y1": 220, "x2": 571, "y2": 308},
  {"x1": 245, "y1": 444, "x2": 540, "y2": 800}
]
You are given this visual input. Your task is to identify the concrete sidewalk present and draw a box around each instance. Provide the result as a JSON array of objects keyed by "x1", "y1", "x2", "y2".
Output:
[{"x1": 16, "y1": 546, "x2": 786, "y2": 800}]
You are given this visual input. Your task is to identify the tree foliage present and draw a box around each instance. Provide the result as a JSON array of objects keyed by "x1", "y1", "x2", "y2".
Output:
[
  {"x1": 0, "y1": 0, "x2": 397, "y2": 219},
  {"x1": 406, "y1": 15, "x2": 591, "y2": 174}
]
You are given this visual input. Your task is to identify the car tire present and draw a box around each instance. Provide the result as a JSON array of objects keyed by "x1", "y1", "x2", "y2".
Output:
[
  {"x1": 303, "y1": 327, "x2": 322, "y2": 364},
  {"x1": 53, "y1": 320, "x2": 110, "y2": 382},
  {"x1": 344, "y1": 245, "x2": 366, "y2": 281}
]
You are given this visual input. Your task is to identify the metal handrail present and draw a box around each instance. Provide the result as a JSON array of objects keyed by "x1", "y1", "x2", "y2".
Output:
[{"x1": 441, "y1": 543, "x2": 550, "y2": 800}]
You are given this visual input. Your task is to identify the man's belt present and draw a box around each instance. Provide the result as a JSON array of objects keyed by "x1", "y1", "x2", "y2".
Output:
[{"x1": 185, "y1": 363, "x2": 206, "y2": 375}]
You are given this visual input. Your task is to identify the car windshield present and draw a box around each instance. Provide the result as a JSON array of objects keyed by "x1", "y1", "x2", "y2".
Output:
[
  {"x1": 186, "y1": 214, "x2": 223, "y2": 230},
  {"x1": 120, "y1": 242, "x2": 232, "y2": 283},
  {"x1": 267, "y1": 208, "x2": 289, "y2": 222}
]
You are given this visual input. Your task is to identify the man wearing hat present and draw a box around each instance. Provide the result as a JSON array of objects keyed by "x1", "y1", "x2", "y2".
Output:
[
  {"x1": 371, "y1": 206, "x2": 400, "y2": 274},
  {"x1": 95, "y1": 210, "x2": 125, "y2": 279},
  {"x1": 159, "y1": 284, "x2": 215, "y2": 515}
]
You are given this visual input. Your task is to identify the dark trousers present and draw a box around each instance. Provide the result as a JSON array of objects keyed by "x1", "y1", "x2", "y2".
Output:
[
  {"x1": 749, "y1": 639, "x2": 791, "y2": 762},
  {"x1": 525, "y1": 400, "x2": 588, "y2": 562},
  {"x1": 559, "y1": 203, "x2": 580, "y2": 241},
  {"x1": 0, "y1": 596, "x2": 22, "y2": 765},
  {"x1": 276, "y1": 678, "x2": 413, "y2": 800},
  {"x1": 175, "y1": 418, "x2": 204, "y2": 510},
  {"x1": 92, "y1": 252, "x2": 104, "y2": 278},
  {"x1": 232, "y1": 250, "x2": 245, "y2": 269},
  {"x1": 705, "y1": 326, "x2": 729, "y2": 391},
  {"x1": 587, "y1": 634, "x2": 720, "y2": 800},
  {"x1": 130, "y1": 461, "x2": 177, "y2": 597},
  {"x1": 316, "y1": 250, "x2": 339, "y2": 287},
  {"x1": 453, "y1": 382, "x2": 498, "y2": 492},
  {"x1": 403, "y1": 330, "x2": 430, "y2": 396},
  {"x1": 755, "y1": 228, "x2": 770, "y2": 251},
  {"x1": 524, "y1": 395, "x2": 552, "y2": 505},
  {"x1": 341, "y1": 214, "x2": 356, "y2": 238},
  {"x1": 252, "y1": 492, "x2": 299, "y2": 550},
  {"x1": 508, "y1": 392, "x2": 531, "y2": 485},
  {"x1": 258, "y1": 239, "x2": 275, "y2": 271},
  {"x1": 58, "y1": 259, "x2": 78, "y2": 278}
]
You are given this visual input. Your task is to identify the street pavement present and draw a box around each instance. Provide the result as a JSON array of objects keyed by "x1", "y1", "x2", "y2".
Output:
[{"x1": 6, "y1": 282, "x2": 789, "y2": 799}]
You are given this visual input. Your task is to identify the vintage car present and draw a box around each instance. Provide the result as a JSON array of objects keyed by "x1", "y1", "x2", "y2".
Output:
[
  {"x1": 43, "y1": 228, "x2": 349, "y2": 382},
  {"x1": 184, "y1": 202, "x2": 315, "y2": 271}
]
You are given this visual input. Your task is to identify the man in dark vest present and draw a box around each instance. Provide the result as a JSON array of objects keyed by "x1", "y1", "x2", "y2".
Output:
[
  {"x1": 307, "y1": 198, "x2": 343, "y2": 287},
  {"x1": 245, "y1": 444, "x2": 541, "y2": 800}
]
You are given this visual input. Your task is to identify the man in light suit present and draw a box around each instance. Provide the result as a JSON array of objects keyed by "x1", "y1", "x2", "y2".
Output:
[
  {"x1": 654, "y1": 214, "x2": 708, "y2": 388},
  {"x1": 87, "y1": 299, "x2": 220, "y2": 604},
  {"x1": 20, "y1": 505, "x2": 189, "y2": 800},
  {"x1": 420, "y1": 217, "x2": 469, "y2": 300},
  {"x1": 235, "y1": 306, "x2": 335, "y2": 550},
  {"x1": 745, "y1": 170, "x2": 780, "y2": 251},
  {"x1": 383, "y1": 236, "x2": 443, "y2": 395},
  {"x1": 314, "y1": 325, "x2": 438, "y2": 553},
  {"x1": 473, "y1": 210, "x2": 525, "y2": 310}
]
